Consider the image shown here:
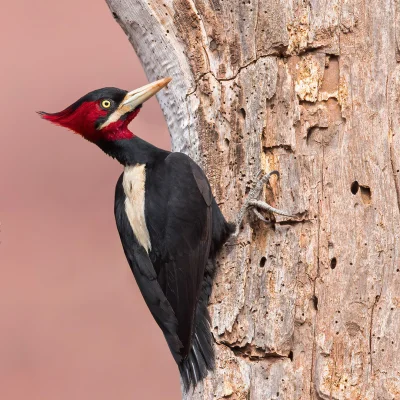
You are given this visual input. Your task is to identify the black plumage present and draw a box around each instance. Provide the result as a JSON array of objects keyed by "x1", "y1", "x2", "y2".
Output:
[
  {"x1": 40, "y1": 84, "x2": 236, "y2": 391},
  {"x1": 109, "y1": 137, "x2": 234, "y2": 390}
]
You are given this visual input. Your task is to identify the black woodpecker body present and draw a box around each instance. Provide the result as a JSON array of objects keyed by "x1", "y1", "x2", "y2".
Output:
[
  {"x1": 39, "y1": 78, "x2": 235, "y2": 390},
  {"x1": 109, "y1": 137, "x2": 235, "y2": 389}
]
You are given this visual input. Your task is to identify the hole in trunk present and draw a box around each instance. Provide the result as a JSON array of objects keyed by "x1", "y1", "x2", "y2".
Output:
[
  {"x1": 312, "y1": 295, "x2": 319, "y2": 310},
  {"x1": 360, "y1": 185, "x2": 372, "y2": 205},
  {"x1": 351, "y1": 181, "x2": 359, "y2": 194}
]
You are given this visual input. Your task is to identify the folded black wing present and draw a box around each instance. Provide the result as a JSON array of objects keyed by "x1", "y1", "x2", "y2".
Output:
[
  {"x1": 114, "y1": 153, "x2": 213, "y2": 362},
  {"x1": 161, "y1": 153, "x2": 213, "y2": 358},
  {"x1": 114, "y1": 174, "x2": 183, "y2": 363}
]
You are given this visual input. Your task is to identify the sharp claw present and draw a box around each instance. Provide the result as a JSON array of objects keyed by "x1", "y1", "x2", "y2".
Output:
[
  {"x1": 233, "y1": 170, "x2": 293, "y2": 235},
  {"x1": 262, "y1": 170, "x2": 280, "y2": 185},
  {"x1": 246, "y1": 170, "x2": 279, "y2": 204},
  {"x1": 248, "y1": 199, "x2": 293, "y2": 217}
]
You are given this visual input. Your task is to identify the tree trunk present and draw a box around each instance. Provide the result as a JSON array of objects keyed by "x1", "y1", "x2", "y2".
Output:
[{"x1": 105, "y1": 0, "x2": 400, "y2": 398}]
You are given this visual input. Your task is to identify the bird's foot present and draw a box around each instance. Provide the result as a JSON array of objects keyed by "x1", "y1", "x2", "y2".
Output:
[{"x1": 233, "y1": 170, "x2": 292, "y2": 236}]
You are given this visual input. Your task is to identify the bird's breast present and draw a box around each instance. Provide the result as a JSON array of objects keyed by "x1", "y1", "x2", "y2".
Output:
[{"x1": 122, "y1": 164, "x2": 152, "y2": 253}]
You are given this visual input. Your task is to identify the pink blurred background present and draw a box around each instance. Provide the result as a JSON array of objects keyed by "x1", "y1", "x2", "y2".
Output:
[{"x1": 0, "y1": 1, "x2": 181, "y2": 398}]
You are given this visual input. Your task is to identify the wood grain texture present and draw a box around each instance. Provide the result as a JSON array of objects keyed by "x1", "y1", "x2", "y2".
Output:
[{"x1": 105, "y1": 0, "x2": 400, "y2": 398}]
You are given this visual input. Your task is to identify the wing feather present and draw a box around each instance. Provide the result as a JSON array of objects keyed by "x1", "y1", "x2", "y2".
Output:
[
  {"x1": 115, "y1": 174, "x2": 183, "y2": 363},
  {"x1": 115, "y1": 152, "x2": 213, "y2": 362},
  {"x1": 162, "y1": 153, "x2": 212, "y2": 357}
]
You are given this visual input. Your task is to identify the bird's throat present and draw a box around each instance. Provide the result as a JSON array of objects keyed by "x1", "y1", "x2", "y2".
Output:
[
  {"x1": 96, "y1": 135, "x2": 170, "y2": 166},
  {"x1": 102, "y1": 127, "x2": 134, "y2": 142}
]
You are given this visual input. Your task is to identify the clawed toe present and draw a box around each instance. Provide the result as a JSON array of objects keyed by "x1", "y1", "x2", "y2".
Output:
[
  {"x1": 233, "y1": 170, "x2": 294, "y2": 236},
  {"x1": 248, "y1": 200, "x2": 293, "y2": 218}
]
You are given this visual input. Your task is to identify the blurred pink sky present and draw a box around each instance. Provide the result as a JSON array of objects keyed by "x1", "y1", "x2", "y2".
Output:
[{"x1": 0, "y1": 1, "x2": 180, "y2": 399}]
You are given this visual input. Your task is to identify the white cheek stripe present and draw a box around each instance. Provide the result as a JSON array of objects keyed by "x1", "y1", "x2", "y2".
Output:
[
  {"x1": 122, "y1": 164, "x2": 152, "y2": 253},
  {"x1": 99, "y1": 93, "x2": 132, "y2": 129}
]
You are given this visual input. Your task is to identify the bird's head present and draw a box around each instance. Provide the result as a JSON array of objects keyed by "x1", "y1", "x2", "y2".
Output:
[{"x1": 38, "y1": 77, "x2": 171, "y2": 142}]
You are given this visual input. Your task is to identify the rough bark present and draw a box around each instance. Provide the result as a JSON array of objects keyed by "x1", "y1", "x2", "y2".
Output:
[{"x1": 105, "y1": 0, "x2": 400, "y2": 398}]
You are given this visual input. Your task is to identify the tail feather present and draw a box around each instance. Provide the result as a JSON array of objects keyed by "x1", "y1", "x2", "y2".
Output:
[
  {"x1": 178, "y1": 314, "x2": 214, "y2": 391},
  {"x1": 178, "y1": 199, "x2": 235, "y2": 391},
  {"x1": 179, "y1": 261, "x2": 216, "y2": 392}
]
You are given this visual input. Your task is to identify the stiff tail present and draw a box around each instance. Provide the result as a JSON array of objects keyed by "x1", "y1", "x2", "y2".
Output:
[
  {"x1": 179, "y1": 261, "x2": 216, "y2": 391},
  {"x1": 179, "y1": 203, "x2": 235, "y2": 391}
]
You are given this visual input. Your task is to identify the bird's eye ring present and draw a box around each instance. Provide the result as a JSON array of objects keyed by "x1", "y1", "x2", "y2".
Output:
[{"x1": 101, "y1": 100, "x2": 111, "y2": 109}]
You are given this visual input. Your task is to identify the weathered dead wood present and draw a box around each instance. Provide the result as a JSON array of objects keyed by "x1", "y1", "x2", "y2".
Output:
[{"x1": 105, "y1": 0, "x2": 400, "y2": 398}]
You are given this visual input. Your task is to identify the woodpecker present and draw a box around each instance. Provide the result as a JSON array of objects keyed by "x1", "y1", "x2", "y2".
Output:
[{"x1": 39, "y1": 78, "x2": 291, "y2": 390}]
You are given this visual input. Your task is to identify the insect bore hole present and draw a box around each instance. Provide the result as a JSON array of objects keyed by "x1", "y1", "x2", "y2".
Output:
[{"x1": 351, "y1": 181, "x2": 359, "y2": 195}]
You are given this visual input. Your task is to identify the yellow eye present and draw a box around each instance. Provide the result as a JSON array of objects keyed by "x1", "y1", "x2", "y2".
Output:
[{"x1": 101, "y1": 100, "x2": 111, "y2": 109}]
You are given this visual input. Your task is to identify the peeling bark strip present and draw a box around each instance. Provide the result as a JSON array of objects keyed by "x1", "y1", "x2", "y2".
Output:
[{"x1": 105, "y1": 0, "x2": 400, "y2": 398}]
